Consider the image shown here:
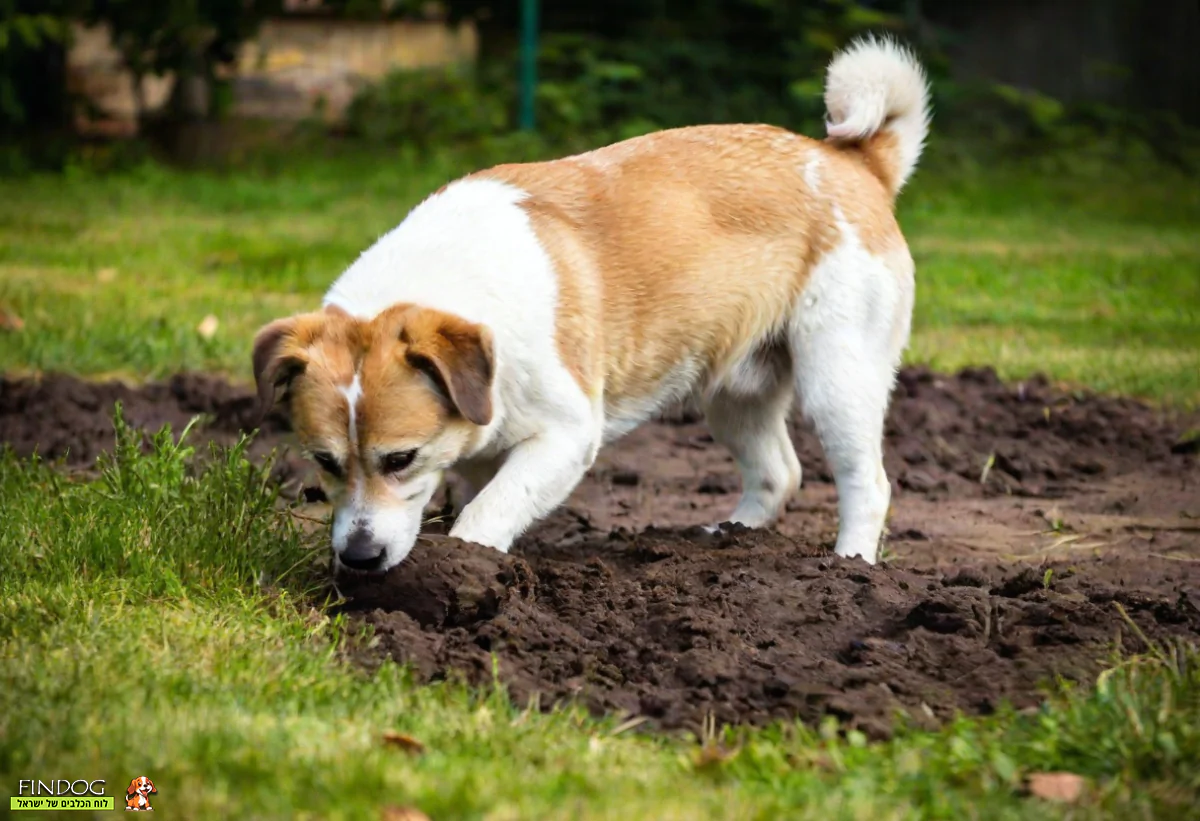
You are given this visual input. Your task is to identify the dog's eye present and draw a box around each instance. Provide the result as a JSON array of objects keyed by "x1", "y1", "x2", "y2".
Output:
[
  {"x1": 312, "y1": 451, "x2": 343, "y2": 478},
  {"x1": 379, "y1": 450, "x2": 417, "y2": 475}
]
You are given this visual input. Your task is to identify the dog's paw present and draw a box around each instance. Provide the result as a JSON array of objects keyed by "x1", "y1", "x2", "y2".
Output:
[{"x1": 446, "y1": 523, "x2": 512, "y2": 553}]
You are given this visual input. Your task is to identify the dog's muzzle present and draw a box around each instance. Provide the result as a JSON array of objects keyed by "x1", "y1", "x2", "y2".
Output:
[{"x1": 338, "y1": 523, "x2": 388, "y2": 572}]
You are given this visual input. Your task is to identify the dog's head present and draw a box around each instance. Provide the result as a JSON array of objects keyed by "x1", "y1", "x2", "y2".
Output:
[
  {"x1": 253, "y1": 304, "x2": 495, "y2": 572},
  {"x1": 127, "y1": 777, "x2": 156, "y2": 797}
]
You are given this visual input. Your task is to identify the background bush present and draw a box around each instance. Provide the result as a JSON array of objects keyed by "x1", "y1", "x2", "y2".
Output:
[
  {"x1": 2, "y1": 0, "x2": 1198, "y2": 172},
  {"x1": 345, "y1": 67, "x2": 508, "y2": 149}
]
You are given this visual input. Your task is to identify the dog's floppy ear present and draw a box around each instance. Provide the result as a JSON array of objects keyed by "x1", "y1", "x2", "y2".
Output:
[
  {"x1": 400, "y1": 310, "x2": 495, "y2": 427},
  {"x1": 146, "y1": 779, "x2": 157, "y2": 794},
  {"x1": 126, "y1": 779, "x2": 139, "y2": 796},
  {"x1": 252, "y1": 306, "x2": 360, "y2": 423},
  {"x1": 251, "y1": 317, "x2": 310, "y2": 421}
]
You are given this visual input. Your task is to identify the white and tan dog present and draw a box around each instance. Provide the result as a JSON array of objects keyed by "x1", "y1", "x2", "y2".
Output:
[{"x1": 253, "y1": 37, "x2": 930, "y2": 573}]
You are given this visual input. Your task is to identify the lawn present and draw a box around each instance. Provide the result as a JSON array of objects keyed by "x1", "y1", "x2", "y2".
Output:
[
  {"x1": 1, "y1": 140, "x2": 1198, "y2": 819},
  {"x1": 1, "y1": 141, "x2": 1197, "y2": 404}
]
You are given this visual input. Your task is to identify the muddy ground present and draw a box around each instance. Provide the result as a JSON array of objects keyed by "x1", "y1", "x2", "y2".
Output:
[{"x1": 2, "y1": 367, "x2": 1198, "y2": 738}]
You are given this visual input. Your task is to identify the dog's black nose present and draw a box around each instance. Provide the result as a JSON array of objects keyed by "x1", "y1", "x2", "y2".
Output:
[{"x1": 339, "y1": 526, "x2": 386, "y2": 571}]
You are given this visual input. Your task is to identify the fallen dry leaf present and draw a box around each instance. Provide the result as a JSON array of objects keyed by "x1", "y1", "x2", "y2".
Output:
[
  {"x1": 381, "y1": 731, "x2": 426, "y2": 755},
  {"x1": 1027, "y1": 771, "x2": 1085, "y2": 803},
  {"x1": 381, "y1": 807, "x2": 430, "y2": 821},
  {"x1": 197, "y1": 314, "x2": 220, "y2": 340},
  {"x1": 692, "y1": 741, "x2": 739, "y2": 770},
  {"x1": 96, "y1": 267, "x2": 118, "y2": 283},
  {"x1": 0, "y1": 309, "x2": 24, "y2": 332}
]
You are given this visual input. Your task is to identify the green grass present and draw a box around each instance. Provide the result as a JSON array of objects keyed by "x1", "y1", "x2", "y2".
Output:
[
  {"x1": 1, "y1": 142, "x2": 1199, "y2": 817},
  {"x1": 0, "y1": 142, "x2": 1197, "y2": 403},
  {"x1": 902, "y1": 151, "x2": 1200, "y2": 405},
  {"x1": 2, "y1": 415, "x2": 1196, "y2": 819}
]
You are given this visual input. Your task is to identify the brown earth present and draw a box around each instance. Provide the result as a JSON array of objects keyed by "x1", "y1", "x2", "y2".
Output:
[
  {"x1": 0, "y1": 372, "x2": 302, "y2": 486},
  {"x1": 2, "y1": 366, "x2": 1198, "y2": 738}
]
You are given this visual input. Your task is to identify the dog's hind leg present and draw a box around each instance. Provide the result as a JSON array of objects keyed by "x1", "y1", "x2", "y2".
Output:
[
  {"x1": 704, "y1": 359, "x2": 800, "y2": 529},
  {"x1": 788, "y1": 231, "x2": 914, "y2": 564}
]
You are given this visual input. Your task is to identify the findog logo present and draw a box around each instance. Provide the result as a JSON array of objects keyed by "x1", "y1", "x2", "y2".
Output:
[
  {"x1": 11, "y1": 779, "x2": 112, "y2": 812},
  {"x1": 125, "y1": 776, "x2": 157, "y2": 812}
]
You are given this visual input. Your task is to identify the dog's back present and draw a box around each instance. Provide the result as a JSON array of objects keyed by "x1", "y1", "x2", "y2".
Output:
[{"x1": 473, "y1": 121, "x2": 910, "y2": 423}]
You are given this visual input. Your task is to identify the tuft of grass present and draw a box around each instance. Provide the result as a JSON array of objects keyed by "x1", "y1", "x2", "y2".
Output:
[
  {"x1": 0, "y1": 147, "x2": 1197, "y2": 404},
  {"x1": 1, "y1": 414, "x2": 1198, "y2": 818}
]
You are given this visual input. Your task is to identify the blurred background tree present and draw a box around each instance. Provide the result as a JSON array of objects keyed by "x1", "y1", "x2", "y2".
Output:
[{"x1": 0, "y1": 1, "x2": 86, "y2": 132}]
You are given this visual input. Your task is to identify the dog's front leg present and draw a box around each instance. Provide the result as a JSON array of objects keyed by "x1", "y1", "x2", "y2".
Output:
[{"x1": 449, "y1": 427, "x2": 596, "y2": 551}]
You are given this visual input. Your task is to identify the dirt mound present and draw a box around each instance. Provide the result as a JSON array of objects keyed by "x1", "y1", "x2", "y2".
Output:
[
  {"x1": 339, "y1": 523, "x2": 1200, "y2": 739},
  {"x1": 2, "y1": 366, "x2": 1198, "y2": 736}
]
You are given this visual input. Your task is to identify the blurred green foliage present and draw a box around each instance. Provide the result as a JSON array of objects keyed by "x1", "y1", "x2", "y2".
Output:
[
  {"x1": 2, "y1": 0, "x2": 1197, "y2": 174},
  {"x1": 345, "y1": 66, "x2": 508, "y2": 149},
  {"x1": 346, "y1": 0, "x2": 912, "y2": 149},
  {"x1": 347, "y1": 0, "x2": 1197, "y2": 174},
  {"x1": 0, "y1": 1, "x2": 83, "y2": 128}
]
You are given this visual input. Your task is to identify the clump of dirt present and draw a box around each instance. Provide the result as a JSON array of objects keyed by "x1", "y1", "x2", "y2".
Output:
[
  {"x1": 344, "y1": 536, "x2": 538, "y2": 629},
  {"x1": 2, "y1": 366, "x2": 1198, "y2": 736}
]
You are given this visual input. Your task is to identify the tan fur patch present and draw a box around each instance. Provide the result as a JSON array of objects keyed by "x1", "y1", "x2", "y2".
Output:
[
  {"x1": 252, "y1": 307, "x2": 362, "y2": 420},
  {"x1": 397, "y1": 306, "x2": 495, "y2": 426},
  {"x1": 855, "y1": 131, "x2": 901, "y2": 200},
  {"x1": 514, "y1": 195, "x2": 604, "y2": 396},
  {"x1": 475, "y1": 124, "x2": 908, "y2": 407},
  {"x1": 354, "y1": 306, "x2": 450, "y2": 454},
  {"x1": 813, "y1": 140, "x2": 907, "y2": 255}
]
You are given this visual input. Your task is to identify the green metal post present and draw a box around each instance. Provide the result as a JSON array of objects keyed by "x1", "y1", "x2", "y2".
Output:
[{"x1": 519, "y1": 0, "x2": 539, "y2": 131}]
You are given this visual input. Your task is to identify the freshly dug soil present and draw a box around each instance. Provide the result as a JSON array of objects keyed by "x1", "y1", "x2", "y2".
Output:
[
  {"x1": 341, "y1": 524, "x2": 1199, "y2": 739},
  {"x1": 2, "y1": 367, "x2": 1198, "y2": 737}
]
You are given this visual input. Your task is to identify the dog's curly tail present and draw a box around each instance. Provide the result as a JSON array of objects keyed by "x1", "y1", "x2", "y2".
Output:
[{"x1": 823, "y1": 35, "x2": 931, "y2": 198}]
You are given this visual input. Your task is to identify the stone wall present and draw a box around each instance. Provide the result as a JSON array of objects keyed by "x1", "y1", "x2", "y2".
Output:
[
  {"x1": 66, "y1": 23, "x2": 174, "y2": 137},
  {"x1": 233, "y1": 19, "x2": 477, "y2": 122},
  {"x1": 66, "y1": 17, "x2": 478, "y2": 136}
]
